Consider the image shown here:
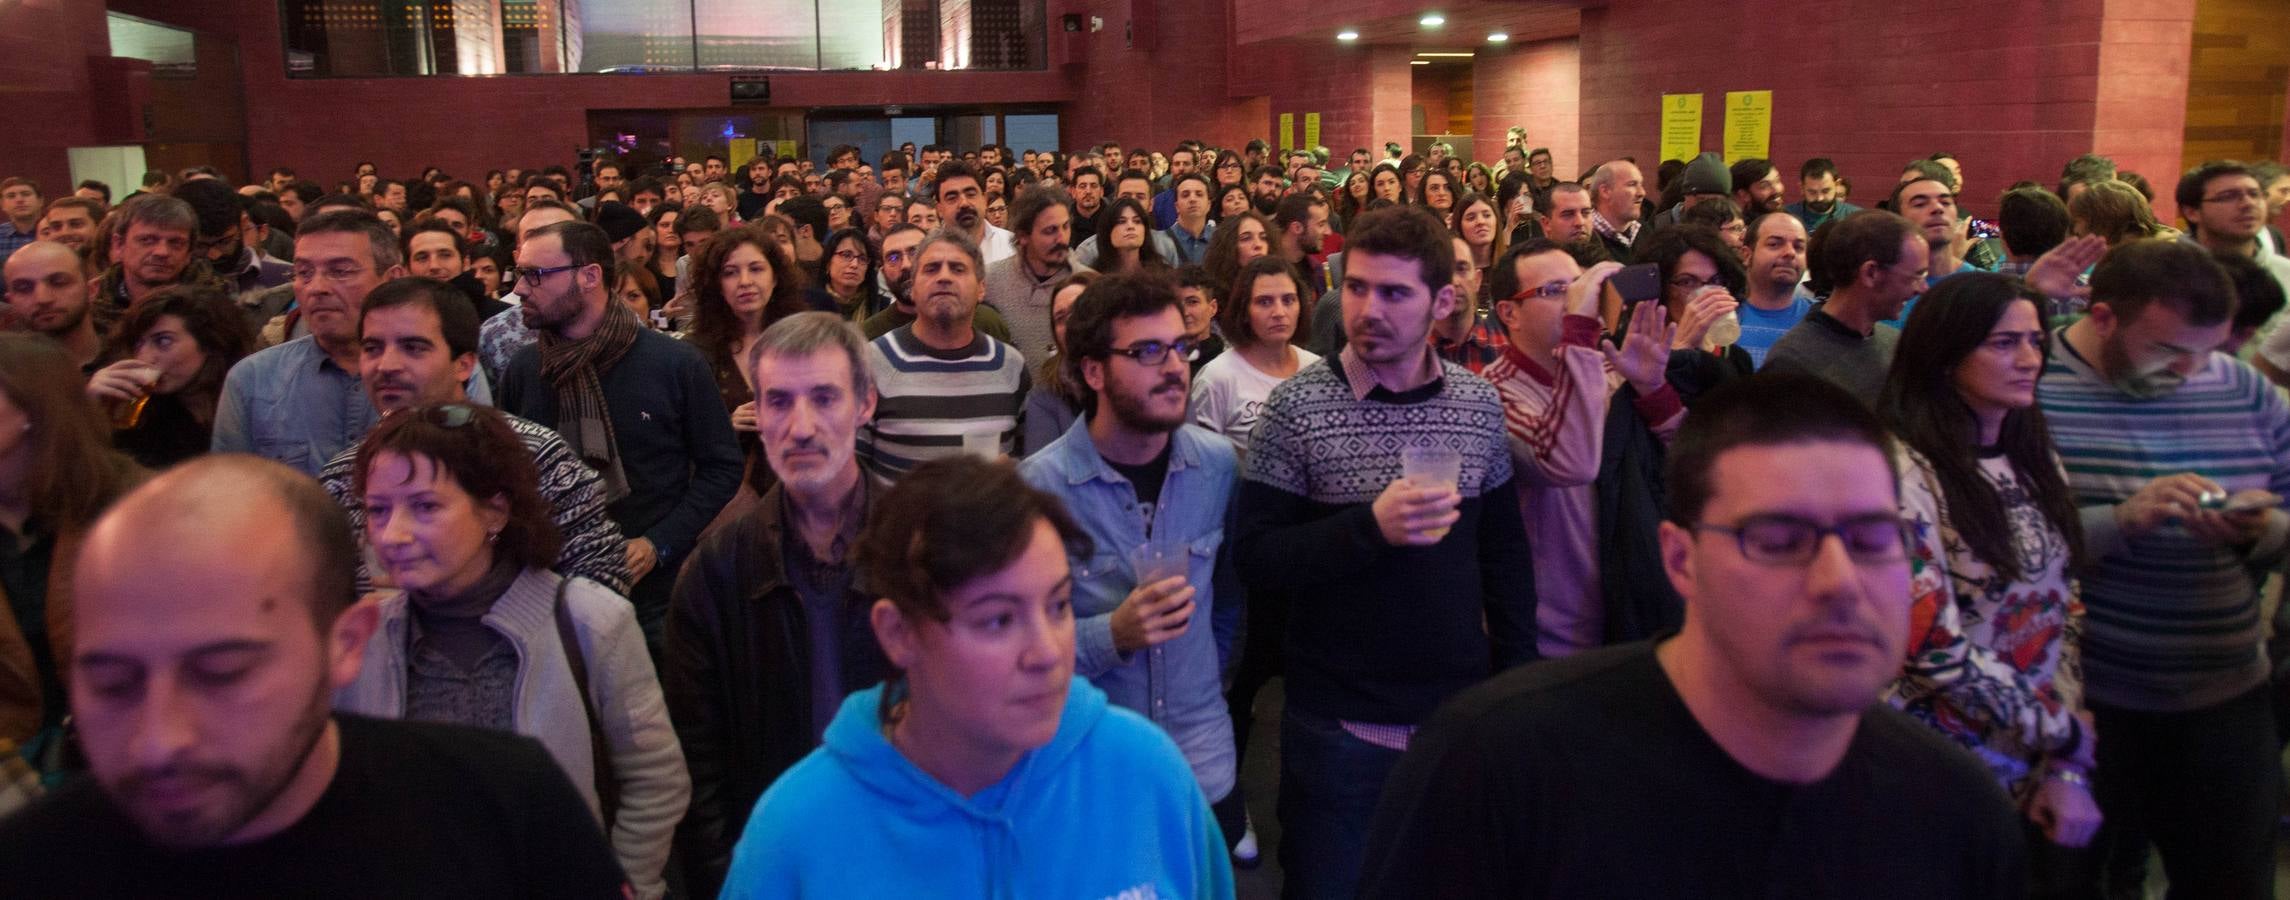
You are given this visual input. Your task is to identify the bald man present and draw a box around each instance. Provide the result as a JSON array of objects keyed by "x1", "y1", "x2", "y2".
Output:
[
  {"x1": 2, "y1": 241, "x2": 100, "y2": 370},
  {"x1": 0, "y1": 456, "x2": 630, "y2": 897}
]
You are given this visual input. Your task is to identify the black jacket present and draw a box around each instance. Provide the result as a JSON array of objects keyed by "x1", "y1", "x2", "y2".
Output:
[
  {"x1": 663, "y1": 480, "x2": 889, "y2": 899},
  {"x1": 1594, "y1": 385, "x2": 1683, "y2": 643}
]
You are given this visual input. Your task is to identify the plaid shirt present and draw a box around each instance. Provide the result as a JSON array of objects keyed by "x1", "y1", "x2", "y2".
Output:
[{"x1": 1434, "y1": 315, "x2": 1509, "y2": 375}]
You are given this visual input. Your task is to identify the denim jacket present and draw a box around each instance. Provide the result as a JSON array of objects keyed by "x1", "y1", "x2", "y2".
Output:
[
  {"x1": 211, "y1": 334, "x2": 491, "y2": 477},
  {"x1": 1018, "y1": 416, "x2": 1239, "y2": 801}
]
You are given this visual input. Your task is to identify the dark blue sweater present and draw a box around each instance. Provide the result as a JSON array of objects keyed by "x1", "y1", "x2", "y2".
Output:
[{"x1": 496, "y1": 328, "x2": 743, "y2": 568}]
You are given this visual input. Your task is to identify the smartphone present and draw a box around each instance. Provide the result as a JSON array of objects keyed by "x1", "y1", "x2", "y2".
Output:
[{"x1": 1609, "y1": 263, "x2": 1662, "y2": 304}]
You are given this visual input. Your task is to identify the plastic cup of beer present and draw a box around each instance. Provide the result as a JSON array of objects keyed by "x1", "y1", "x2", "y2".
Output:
[{"x1": 1401, "y1": 446, "x2": 1463, "y2": 540}]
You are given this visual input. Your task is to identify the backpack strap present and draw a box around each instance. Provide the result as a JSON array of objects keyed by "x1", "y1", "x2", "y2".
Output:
[{"x1": 553, "y1": 576, "x2": 620, "y2": 829}]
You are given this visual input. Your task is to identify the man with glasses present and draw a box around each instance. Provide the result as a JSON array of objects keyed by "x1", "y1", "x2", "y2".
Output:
[
  {"x1": 2178, "y1": 160, "x2": 2290, "y2": 300},
  {"x1": 1018, "y1": 272, "x2": 1247, "y2": 865},
  {"x1": 1479, "y1": 240, "x2": 1684, "y2": 660},
  {"x1": 216, "y1": 210, "x2": 457, "y2": 477},
  {"x1": 1363, "y1": 374, "x2": 2026, "y2": 896},
  {"x1": 496, "y1": 221, "x2": 742, "y2": 651}
]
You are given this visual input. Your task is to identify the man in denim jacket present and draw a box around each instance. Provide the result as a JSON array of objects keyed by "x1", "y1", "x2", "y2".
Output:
[{"x1": 1018, "y1": 271, "x2": 1243, "y2": 855}]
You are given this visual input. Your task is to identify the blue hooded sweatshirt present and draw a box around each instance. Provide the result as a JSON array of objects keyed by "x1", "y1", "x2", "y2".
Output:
[{"x1": 722, "y1": 676, "x2": 1236, "y2": 900}]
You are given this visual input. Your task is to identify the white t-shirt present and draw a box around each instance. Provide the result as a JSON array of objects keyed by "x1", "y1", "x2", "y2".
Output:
[{"x1": 1189, "y1": 346, "x2": 1321, "y2": 453}]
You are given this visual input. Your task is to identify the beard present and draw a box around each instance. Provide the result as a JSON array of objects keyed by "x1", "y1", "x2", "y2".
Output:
[
  {"x1": 33, "y1": 302, "x2": 88, "y2": 339},
  {"x1": 2100, "y1": 329, "x2": 2185, "y2": 399},
  {"x1": 110, "y1": 675, "x2": 334, "y2": 849},
  {"x1": 1108, "y1": 373, "x2": 1189, "y2": 433},
  {"x1": 1804, "y1": 199, "x2": 1836, "y2": 214},
  {"x1": 1251, "y1": 194, "x2": 1279, "y2": 216}
]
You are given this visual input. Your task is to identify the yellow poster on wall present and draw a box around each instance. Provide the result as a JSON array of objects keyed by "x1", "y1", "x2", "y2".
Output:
[
  {"x1": 1659, "y1": 94, "x2": 1702, "y2": 164},
  {"x1": 1279, "y1": 113, "x2": 1295, "y2": 152},
  {"x1": 773, "y1": 140, "x2": 798, "y2": 162},
  {"x1": 1722, "y1": 90, "x2": 1772, "y2": 163},
  {"x1": 1304, "y1": 113, "x2": 1321, "y2": 151},
  {"x1": 727, "y1": 139, "x2": 758, "y2": 171}
]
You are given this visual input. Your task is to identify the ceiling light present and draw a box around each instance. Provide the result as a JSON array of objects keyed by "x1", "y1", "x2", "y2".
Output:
[
  {"x1": 1409, "y1": 59, "x2": 1429, "y2": 65},
  {"x1": 1337, "y1": 30, "x2": 1358, "y2": 41},
  {"x1": 1487, "y1": 32, "x2": 1508, "y2": 43},
  {"x1": 1416, "y1": 51, "x2": 1475, "y2": 58},
  {"x1": 1419, "y1": 13, "x2": 1445, "y2": 26}
]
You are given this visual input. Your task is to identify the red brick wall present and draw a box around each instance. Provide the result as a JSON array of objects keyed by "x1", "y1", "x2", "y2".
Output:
[
  {"x1": 1414, "y1": 66, "x2": 1455, "y2": 137},
  {"x1": 1575, "y1": 0, "x2": 2195, "y2": 218},
  {"x1": 0, "y1": 0, "x2": 112, "y2": 192},
  {"x1": 1058, "y1": 0, "x2": 1266, "y2": 151},
  {"x1": 1473, "y1": 37, "x2": 1580, "y2": 179},
  {"x1": 1245, "y1": 43, "x2": 1413, "y2": 158}
]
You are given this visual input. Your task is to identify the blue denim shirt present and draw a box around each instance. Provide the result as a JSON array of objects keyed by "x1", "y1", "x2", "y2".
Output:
[
  {"x1": 1018, "y1": 416, "x2": 1239, "y2": 801},
  {"x1": 212, "y1": 334, "x2": 491, "y2": 476},
  {"x1": 1168, "y1": 219, "x2": 1215, "y2": 265}
]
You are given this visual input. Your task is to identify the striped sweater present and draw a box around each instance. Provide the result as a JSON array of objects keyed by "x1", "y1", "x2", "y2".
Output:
[
  {"x1": 2038, "y1": 334, "x2": 2290, "y2": 712},
  {"x1": 858, "y1": 325, "x2": 1031, "y2": 480}
]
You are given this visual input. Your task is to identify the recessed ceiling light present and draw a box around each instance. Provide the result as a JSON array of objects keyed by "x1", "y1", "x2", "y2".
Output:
[
  {"x1": 1487, "y1": 32, "x2": 1508, "y2": 43},
  {"x1": 1419, "y1": 13, "x2": 1445, "y2": 26},
  {"x1": 1337, "y1": 30, "x2": 1359, "y2": 41}
]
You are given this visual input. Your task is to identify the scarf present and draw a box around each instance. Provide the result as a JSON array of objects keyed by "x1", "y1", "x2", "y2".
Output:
[{"x1": 538, "y1": 299, "x2": 640, "y2": 503}]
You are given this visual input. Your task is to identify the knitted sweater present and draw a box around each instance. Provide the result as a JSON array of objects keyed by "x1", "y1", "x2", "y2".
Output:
[
  {"x1": 1233, "y1": 354, "x2": 1538, "y2": 725},
  {"x1": 2038, "y1": 335, "x2": 2290, "y2": 712}
]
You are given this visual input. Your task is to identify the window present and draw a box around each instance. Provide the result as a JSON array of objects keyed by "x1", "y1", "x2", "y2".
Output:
[{"x1": 281, "y1": 0, "x2": 1044, "y2": 77}]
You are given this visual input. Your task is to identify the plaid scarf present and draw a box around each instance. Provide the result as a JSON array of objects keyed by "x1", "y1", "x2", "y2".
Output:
[
  {"x1": 537, "y1": 299, "x2": 640, "y2": 503},
  {"x1": 1590, "y1": 209, "x2": 1640, "y2": 248}
]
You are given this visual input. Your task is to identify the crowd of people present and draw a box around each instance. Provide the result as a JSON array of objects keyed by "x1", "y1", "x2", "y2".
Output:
[{"x1": 0, "y1": 131, "x2": 2286, "y2": 899}]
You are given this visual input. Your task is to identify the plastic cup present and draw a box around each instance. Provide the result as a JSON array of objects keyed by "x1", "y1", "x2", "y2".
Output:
[
  {"x1": 961, "y1": 430, "x2": 1003, "y2": 460},
  {"x1": 1401, "y1": 446, "x2": 1463, "y2": 540},
  {"x1": 1127, "y1": 541, "x2": 1188, "y2": 588}
]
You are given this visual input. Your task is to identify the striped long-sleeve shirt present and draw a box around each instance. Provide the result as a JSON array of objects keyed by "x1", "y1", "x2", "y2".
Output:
[
  {"x1": 2038, "y1": 333, "x2": 2290, "y2": 712},
  {"x1": 858, "y1": 324, "x2": 1031, "y2": 480}
]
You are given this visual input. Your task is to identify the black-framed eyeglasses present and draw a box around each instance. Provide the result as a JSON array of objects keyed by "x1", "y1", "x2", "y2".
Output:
[
  {"x1": 513, "y1": 264, "x2": 583, "y2": 283},
  {"x1": 1107, "y1": 337, "x2": 1201, "y2": 367},
  {"x1": 418, "y1": 404, "x2": 479, "y2": 428},
  {"x1": 1692, "y1": 513, "x2": 1909, "y2": 566}
]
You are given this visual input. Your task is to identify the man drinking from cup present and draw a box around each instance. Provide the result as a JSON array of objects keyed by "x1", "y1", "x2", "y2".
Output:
[{"x1": 1019, "y1": 270, "x2": 1247, "y2": 860}]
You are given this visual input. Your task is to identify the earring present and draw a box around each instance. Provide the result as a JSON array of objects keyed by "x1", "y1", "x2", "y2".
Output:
[{"x1": 486, "y1": 531, "x2": 499, "y2": 544}]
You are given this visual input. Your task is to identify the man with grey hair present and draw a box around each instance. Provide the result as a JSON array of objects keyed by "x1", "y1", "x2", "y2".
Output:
[
  {"x1": 1586, "y1": 160, "x2": 1648, "y2": 262},
  {"x1": 213, "y1": 210, "x2": 431, "y2": 477},
  {"x1": 858, "y1": 229, "x2": 1030, "y2": 479},
  {"x1": 664, "y1": 311, "x2": 891, "y2": 899},
  {"x1": 93, "y1": 195, "x2": 224, "y2": 335}
]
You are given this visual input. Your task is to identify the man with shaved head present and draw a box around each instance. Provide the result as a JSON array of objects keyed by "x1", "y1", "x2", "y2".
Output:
[
  {"x1": 3, "y1": 240, "x2": 100, "y2": 370},
  {"x1": 0, "y1": 456, "x2": 629, "y2": 897}
]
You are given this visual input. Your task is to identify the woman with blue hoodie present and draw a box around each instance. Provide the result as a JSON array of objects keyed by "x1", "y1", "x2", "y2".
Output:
[{"x1": 722, "y1": 456, "x2": 1235, "y2": 899}]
